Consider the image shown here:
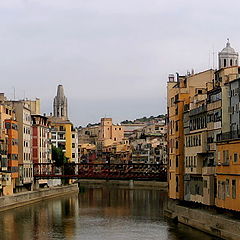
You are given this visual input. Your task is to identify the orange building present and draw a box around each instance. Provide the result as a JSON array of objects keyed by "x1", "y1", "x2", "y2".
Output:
[
  {"x1": 97, "y1": 118, "x2": 124, "y2": 150},
  {"x1": 0, "y1": 94, "x2": 18, "y2": 195},
  {"x1": 216, "y1": 140, "x2": 240, "y2": 211},
  {"x1": 5, "y1": 119, "x2": 18, "y2": 190},
  {"x1": 167, "y1": 70, "x2": 214, "y2": 200}
]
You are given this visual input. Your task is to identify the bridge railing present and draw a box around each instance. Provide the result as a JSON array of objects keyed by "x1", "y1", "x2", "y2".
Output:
[{"x1": 33, "y1": 163, "x2": 167, "y2": 181}]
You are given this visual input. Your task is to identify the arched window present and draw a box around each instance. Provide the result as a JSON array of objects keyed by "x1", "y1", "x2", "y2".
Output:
[
  {"x1": 230, "y1": 59, "x2": 233, "y2": 66},
  {"x1": 224, "y1": 59, "x2": 227, "y2": 67}
]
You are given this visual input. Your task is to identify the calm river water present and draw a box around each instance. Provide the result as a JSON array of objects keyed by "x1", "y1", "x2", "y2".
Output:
[{"x1": 0, "y1": 186, "x2": 219, "y2": 240}]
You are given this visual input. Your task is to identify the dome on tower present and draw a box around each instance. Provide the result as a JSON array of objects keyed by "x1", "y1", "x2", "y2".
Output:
[
  {"x1": 220, "y1": 41, "x2": 237, "y2": 54},
  {"x1": 218, "y1": 39, "x2": 238, "y2": 69}
]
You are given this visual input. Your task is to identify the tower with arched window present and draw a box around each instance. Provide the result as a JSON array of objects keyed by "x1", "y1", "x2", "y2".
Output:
[{"x1": 53, "y1": 85, "x2": 68, "y2": 120}]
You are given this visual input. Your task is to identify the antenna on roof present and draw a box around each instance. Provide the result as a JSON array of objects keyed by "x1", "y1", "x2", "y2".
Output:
[
  {"x1": 212, "y1": 45, "x2": 215, "y2": 69},
  {"x1": 12, "y1": 87, "x2": 16, "y2": 100}
]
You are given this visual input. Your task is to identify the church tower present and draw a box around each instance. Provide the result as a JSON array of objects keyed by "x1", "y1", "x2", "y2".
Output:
[
  {"x1": 53, "y1": 85, "x2": 68, "y2": 120},
  {"x1": 218, "y1": 39, "x2": 238, "y2": 69}
]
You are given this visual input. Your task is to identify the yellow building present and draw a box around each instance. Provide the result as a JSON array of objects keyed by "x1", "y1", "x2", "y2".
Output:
[
  {"x1": 216, "y1": 140, "x2": 240, "y2": 211},
  {"x1": 50, "y1": 85, "x2": 78, "y2": 163},
  {"x1": 49, "y1": 118, "x2": 74, "y2": 162}
]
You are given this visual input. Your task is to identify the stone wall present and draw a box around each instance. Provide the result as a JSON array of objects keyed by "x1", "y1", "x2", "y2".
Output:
[
  {"x1": 165, "y1": 199, "x2": 240, "y2": 240},
  {"x1": 78, "y1": 179, "x2": 168, "y2": 190},
  {"x1": 0, "y1": 184, "x2": 79, "y2": 212}
]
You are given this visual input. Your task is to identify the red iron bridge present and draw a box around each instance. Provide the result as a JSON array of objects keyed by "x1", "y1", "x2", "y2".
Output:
[{"x1": 33, "y1": 163, "x2": 167, "y2": 181}]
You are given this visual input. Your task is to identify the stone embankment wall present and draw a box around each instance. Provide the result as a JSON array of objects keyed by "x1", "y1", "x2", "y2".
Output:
[
  {"x1": 78, "y1": 179, "x2": 168, "y2": 190},
  {"x1": 0, "y1": 184, "x2": 79, "y2": 212},
  {"x1": 164, "y1": 199, "x2": 240, "y2": 240}
]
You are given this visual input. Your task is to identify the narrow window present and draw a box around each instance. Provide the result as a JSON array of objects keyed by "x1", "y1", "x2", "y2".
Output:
[
  {"x1": 234, "y1": 153, "x2": 238, "y2": 163},
  {"x1": 226, "y1": 179, "x2": 230, "y2": 197},
  {"x1": 176, "y1": 176, "x2": 179, "y2": 192},
  {"x1": 232, "y1": 179, "x2": 236, "y2": 199}
]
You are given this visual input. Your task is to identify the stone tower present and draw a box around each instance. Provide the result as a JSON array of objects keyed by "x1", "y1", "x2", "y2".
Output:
[
  {"x1": 218, "y1": 39, "x2": 238, "y2": 69},
  {"x1": 53, "y1": 85, "x2": 68, "y2": 120}
]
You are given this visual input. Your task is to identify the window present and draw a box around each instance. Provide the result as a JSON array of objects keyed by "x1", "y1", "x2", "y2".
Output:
[
  {"x1": 59, "y1": 133, "x2": 65, "y2": 140},
  {"x1": 72, "y1": 143, "x2": 75, "y2": 148},
  {"x1": 176, "y1": 176, "x2": 179, "y2": 192},
  {"x1": 176, "y1": 140, "x2": 179, "y2": 149},
  {"x1": 176, "y1": 155, "x2": 179, "y2": 168},
  {"x1": 218, "y1": 181, "x2": 221, "y2": 199},
  {"x1": 232, "y1": 179, "x2": 236, "y2": 199},
  {"x1": 234, "y1": 153, "x2": 238, "y2": 163},
  {"x1": 230, "y1": 59, "x2": 233, "y2": 66},
  {"x1": 224, "y1": 59, "x2": 227, "y2": 67},
  {"x1": 223, "y1": 150, "x2": 229, "y2": 164},
  {"x1": 175, "y1": 121, "x2": 179, "y2": 132},
  {"x1": 226, "y1": 179, "x2": 230, "y2": 197},
  {"x1": 72, "y1": 134, "x2": 75, "y2": 138},
  {"x1": 72, "y1": 153, "x2": 75, "y2": 158},
  {"x1": 5, "y1": 122, "x2": 11, "y2": 129}
]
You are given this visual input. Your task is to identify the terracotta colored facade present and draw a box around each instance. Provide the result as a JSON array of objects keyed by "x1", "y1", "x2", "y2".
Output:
[
  {"x1": 5, "y1": 119, "x2": 18, "y2": 180},
  {"x1": 32, "y1": 115, "x2": 51, "y2": 164}
]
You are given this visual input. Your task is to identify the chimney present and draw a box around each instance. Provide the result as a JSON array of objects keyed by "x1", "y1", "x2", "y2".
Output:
[{"x1": 168, "y1": 74, "x2": 175, "y2": 82}]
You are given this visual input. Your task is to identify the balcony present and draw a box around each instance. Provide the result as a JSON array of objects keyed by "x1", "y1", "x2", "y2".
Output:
[
  {"x1": 185, "y1": 166, "x2": 202, "y2": 175},
  {"x1": 218, "y1": 130, "x2": 240, "y2": 142},
  {"x1": 2, "y1": 173, "x2": 11, "y2": 186},
  {"x1": 189, "y1": 105, "x2": 207, "y2": 116},
  {"x1": 207, "y1": 143, "x2": 216, "y2": 151},
  {"x1": 222, "y1": 162, "x2": 230, "y2": 166},
  {"x1": 202, "y1": 166, "x2": 215, "y2": 175}
]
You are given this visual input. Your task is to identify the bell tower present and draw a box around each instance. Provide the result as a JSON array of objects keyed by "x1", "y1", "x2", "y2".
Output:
[{"x1": 53, "y1": 85, "x2": 68, "y2": 120}]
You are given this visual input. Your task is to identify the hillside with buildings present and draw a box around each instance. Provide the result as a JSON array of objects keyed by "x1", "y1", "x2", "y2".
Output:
[{"x1": 121, "y1": 114, "x2": 166, "y2": 124}]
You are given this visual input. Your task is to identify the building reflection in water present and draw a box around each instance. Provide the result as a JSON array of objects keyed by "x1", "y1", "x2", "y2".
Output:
[{"x1": 0, "y1": 187, "x2": 217, "y2": 240}]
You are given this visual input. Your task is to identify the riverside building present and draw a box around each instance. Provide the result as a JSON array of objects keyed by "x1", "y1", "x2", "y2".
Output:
[
  {"x1": 167, "y1": 40, "x2": 240, "y2": 212},
  {"x1": 49, "y1": 85, "x2": 78, "y2": 163}
]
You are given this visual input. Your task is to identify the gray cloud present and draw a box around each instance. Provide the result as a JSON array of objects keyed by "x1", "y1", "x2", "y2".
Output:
[{"x1": 0, "y1": 0, "x2": 239, "y2": 125}]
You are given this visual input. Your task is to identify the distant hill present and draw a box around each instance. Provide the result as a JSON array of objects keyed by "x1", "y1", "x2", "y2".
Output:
[{"x1": 121, "y1": 114, "x2": 166, "y2": 124}]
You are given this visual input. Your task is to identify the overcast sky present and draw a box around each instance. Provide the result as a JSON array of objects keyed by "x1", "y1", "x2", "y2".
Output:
[{"x1": 0, "y1": 0, "x2": 239, "y2": 126}]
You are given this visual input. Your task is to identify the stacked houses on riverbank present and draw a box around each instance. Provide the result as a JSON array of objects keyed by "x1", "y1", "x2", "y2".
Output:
[
  {"x1": 0, "y1": 85, "x2": 79, "y2": 196},
  {"x1": 167, "y1": 40, "x2": 240, "y2": 212}
]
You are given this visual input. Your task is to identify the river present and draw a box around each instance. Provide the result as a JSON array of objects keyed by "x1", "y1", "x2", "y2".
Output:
[{"x1": 0, "y1": 186, "x2": 219, "y2": 240}]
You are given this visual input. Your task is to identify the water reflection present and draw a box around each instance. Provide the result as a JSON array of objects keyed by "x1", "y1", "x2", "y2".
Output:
[{"x1": 0, "y1": 187, "x2": 219, "y2": 240}]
